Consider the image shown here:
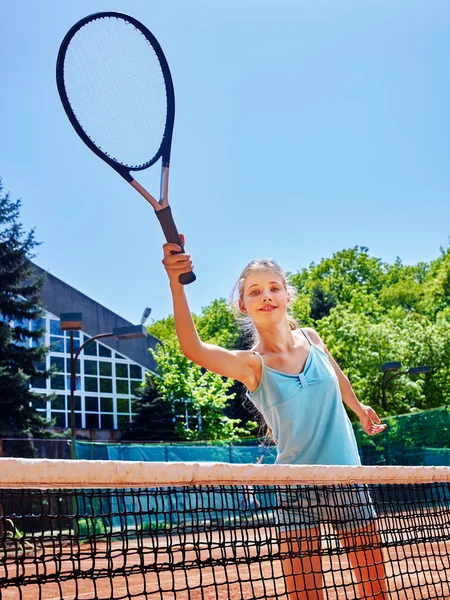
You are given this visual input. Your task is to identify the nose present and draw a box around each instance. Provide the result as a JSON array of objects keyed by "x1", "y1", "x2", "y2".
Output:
[{"x1": 262, "y1": 291, "x2": 272, "y2": 302}]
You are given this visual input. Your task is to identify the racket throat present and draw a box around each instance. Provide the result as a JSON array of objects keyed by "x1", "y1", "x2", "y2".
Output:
[
  {"x1": 129, "y1": 179, "x2": 161, "y2": 212},
  {"x1": 160, "y1": 163, "x2": 170, "y2": 208}
]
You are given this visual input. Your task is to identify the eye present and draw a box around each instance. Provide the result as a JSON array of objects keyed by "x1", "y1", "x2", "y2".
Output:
[
  {"x1": 250, "y1": 289, "x2": 259, "y2": 296},
  {"x1": 271, "y1": 286, "x2": 280, "y2": 292}
]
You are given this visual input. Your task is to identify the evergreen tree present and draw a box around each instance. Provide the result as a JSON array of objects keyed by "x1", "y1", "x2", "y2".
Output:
[
  {"x1": 309, "y1": 284, "x2": 337, "y2": 321},
  {"x1": 122, "y1": 374, "x2": 180, "y2": 441},
  {"x1": 0, "y1": 180, "x2": 49, "y2": 446}
]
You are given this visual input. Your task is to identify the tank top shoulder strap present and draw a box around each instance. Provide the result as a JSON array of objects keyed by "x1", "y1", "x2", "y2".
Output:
[
  {"x1": 300, "y1": 328, "x2": 313, "y2": 346},
  {"x1": 252, "y1": 350, "x2": 265, "y2": 367},
  {"x1": 247, "y1": 351, "x2": 265, "y2": 398}
]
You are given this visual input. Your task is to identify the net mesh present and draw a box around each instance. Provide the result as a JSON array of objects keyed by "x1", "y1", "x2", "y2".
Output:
[
  {"x1": 1, "y1": 459, "x2": 450, "y2": 599},
  {"x1": 62, "y1": 15, "x2": 168, "y2": 168}
]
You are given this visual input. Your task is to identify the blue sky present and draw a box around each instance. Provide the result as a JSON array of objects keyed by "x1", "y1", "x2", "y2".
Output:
[{"x1": 1, "y1": 1, "x2": 450, "y2": 323}]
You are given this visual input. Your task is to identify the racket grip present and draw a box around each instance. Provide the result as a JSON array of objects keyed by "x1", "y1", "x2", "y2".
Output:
[{"x1": 156, "y1": 206, "x2": 196, "y2": 285}]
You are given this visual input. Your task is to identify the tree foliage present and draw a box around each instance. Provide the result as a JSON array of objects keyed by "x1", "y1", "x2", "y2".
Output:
[
  {"x1": 121, "y1": 374, "x2": 180, "y2": 442},
  {"x1": 0, "y1": 180, "x2": 49, "y2": 445},
  {"x1": 150, "y1": 338, "x2": 257, "y2": 441},
  {"x1": 144, "y1": 299, "x2": 258, "y2": 441},
  {"x1": 290, "y1": 245, "x2": 450, "y2": 418},
  {"x1": 144, "y1": 242, "x2": 450, "y2": 441}
]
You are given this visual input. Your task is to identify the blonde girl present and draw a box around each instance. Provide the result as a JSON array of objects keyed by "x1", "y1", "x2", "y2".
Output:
[{"x1": 162, "y1": 237, "x2": 388, "y2": 600}]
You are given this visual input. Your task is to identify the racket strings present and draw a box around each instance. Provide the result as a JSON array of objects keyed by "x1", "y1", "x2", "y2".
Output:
[{"x1": 63, "y1": 16, "x2": 167, "y2": 168}]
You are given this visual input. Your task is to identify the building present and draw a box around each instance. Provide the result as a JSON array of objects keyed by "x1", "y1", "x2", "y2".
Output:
[{"x1": 27, "y1": 264, "x2": 160, "y2": 441}]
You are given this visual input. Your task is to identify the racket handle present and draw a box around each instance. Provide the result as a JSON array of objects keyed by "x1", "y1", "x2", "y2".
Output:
[{"x1": 156, "y1": 206, "x2": 196, "y2": 285}]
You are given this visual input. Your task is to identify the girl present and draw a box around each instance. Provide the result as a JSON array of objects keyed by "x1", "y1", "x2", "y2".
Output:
[{"x1": 162, "y1": 237, "x2": 388, "y2": 600}]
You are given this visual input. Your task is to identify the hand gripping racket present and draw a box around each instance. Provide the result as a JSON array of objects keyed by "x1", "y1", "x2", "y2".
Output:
[{"x1": 56, "y1": 12, "x2": 195, "y2": 284}]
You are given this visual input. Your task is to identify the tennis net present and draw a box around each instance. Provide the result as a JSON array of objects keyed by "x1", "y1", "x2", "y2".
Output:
[{"x1": 1, "y1": 459, "x2": 450, "y2": 599}]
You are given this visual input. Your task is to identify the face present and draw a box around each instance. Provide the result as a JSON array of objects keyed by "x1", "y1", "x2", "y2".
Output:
[{"x1": 239, "y1": 269, "x2": 290, "y2": 323}]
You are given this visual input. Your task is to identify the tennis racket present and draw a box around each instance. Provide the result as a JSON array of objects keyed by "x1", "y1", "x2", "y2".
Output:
[{"x1": 56, "y1": 11, "x2": 195, "y2": 285}]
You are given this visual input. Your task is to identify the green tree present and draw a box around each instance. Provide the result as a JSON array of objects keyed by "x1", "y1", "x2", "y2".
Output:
[
  {"x1": 309, "y1": 284, "x2": 337, "y2": 321},
  {"x1": 379, "y1": 258, "x2": 427, "y2": 312},
  {"x1": 151, "y1": 339, "x2": 257, "y2": 440},
  {"x1": 317, "y1": 297, "x2": 450, "y2": 417},
  {"x1": 196, "y1": 299, "x2": 243, "y2": 349},
  {"x1": 148, "y1": 242, "x2": 450, "y2": 443},
  {"x1": 148, "y1": 298, "x2": 242, "y2": 348},
  {"x1": 421, "y1": 245, "x2": 450, "y2": 317},
  {"x1": 147, "y1": 314, "x2": 178, "y2": 343},
  {"x1": 121, "y1": 374, "x2": 180, "y2": 441},
  {"x1": 147, "y1": 298, "x2": 258, "y2": 439},
  {"x1": 290, "y1": 247, "x2": 386, "y2": 304},
  {"x1": 0, "y1": 180, "x2": 49, "y2": 450}
]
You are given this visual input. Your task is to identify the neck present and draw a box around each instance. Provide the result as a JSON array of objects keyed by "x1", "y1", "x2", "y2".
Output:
[{"x1": 255, "y1": 320, "x2": 295, "y2": 353}]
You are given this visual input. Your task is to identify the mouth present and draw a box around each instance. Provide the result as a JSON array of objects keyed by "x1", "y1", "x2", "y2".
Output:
[{"x1": 259, "y1": 305, "x2": 277, "y2": 312}]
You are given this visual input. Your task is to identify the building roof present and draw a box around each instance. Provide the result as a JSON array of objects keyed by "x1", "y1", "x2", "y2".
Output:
[{"x1": 31, "y1": 263, "x2": 160, "y2": 373}]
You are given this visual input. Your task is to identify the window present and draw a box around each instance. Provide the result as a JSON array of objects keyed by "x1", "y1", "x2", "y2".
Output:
[
  {"x1": 50, "y1": 337, "x2": 64, "y2": 353},
  {"x1": 130, "y1": 365, "x2": 142, "y2": 379},
  {"x1": 99, "y1": 345, "x2": 112, "y2": 358},
  {"x1": 50, "y1": 356, "x2": 64, "y2": 372},
  {"x1": 116, "y1": 380, "x2": 129, "y2": 395},
  {"x1": 30, "y1": 319, "x2": 45, "y2": 346},
  {"x1": 100, "y1": 378, "x2": 112, "y2": 393},
  {"x1": 51, "y1": 412, "x2": 67, "y2": 428},
  {"x1": 101, "y1": 397, "x2": 113, "y2": 412},
  {"x1": 83, "y1": 336, "x2": 97, "y2": 356},
  {"x1": 85, "y1": 396, "x2": 99, "y2": 412},
  {"x1": 130, "y1": 380, "x2": 142, "y2": 395},
  {"x1": 65, "y1": 359, "x2": 81, "y2": 374},
  {"x1": 50, "y1": 320, "x2": 62, "y2": 336},
  {"x1": 101, "y1": 414, "x2": 114, "y2": 429},
  {"x1": 99, "y1": 362, "x2": 112, "y2": 376},
  {"x1": 51, "y1": 395, "x2": 66, "y2": 410},
  {"x1": 85, "y1": 360, "x2": 98, "y2": 376},
  {"x1": 116, "y1": 363, "x2": 128, "y2": 378},
  {"x1": 85, "y1": 413, "x2": 99, "y2": 429},
  {"x1": 66, "y1": 375, "x2": 81, "y2": 391},
  {"x1": 84, "y1": 377, "x2": 98, "y2": 392},
  {"x1": 30, "y1": 313, "x2": 147, "y2": 432},
  {"x1": 117, "y1": 398, "x2": 130, "y2": 413},
  {"x1": 65, "y1": 337, "x2": 80, "y2": 353},
  {"x1": 50, "y1": 374, "x2": 65, "y2": 390}
]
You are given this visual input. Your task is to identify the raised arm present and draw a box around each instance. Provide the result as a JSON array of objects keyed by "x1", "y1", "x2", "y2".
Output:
[{"x1": 162, "y1": 237, "x2": 260, "y2": 389}]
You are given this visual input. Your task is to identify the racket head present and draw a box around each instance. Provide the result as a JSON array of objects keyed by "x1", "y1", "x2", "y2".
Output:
[{"x1": 56, "y1": 12, "x2": 175, "y2": 181}]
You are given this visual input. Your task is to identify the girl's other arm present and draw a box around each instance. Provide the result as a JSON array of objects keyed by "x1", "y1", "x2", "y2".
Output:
[{"x1": 305, "y1": 328, "x2": 386, "y2": 436}]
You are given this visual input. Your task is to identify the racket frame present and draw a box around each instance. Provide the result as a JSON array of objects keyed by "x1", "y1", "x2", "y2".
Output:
[{"x1": 56, "y1": 11, "x2": 195, "y2": 284}]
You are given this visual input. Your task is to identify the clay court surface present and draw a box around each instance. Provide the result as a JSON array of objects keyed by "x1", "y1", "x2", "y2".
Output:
[{"x1": 1, "y1": 523, "x2": 450, "y2": 600}]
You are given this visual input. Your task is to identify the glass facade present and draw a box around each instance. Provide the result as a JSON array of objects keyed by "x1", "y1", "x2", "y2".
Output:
[{"x1": 22, "y1": 313, "x2": 146, "y2": 430}]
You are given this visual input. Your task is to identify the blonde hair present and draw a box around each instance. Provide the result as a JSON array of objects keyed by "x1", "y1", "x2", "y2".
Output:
[
  {"x1": 231, "y1": 259, "x2": 298, "y2": 445},
  {"x1": 230, "y1": 259, "x2": 298, "y2": 347}
]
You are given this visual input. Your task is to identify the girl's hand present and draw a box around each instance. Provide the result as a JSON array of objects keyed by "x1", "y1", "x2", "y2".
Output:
[
  {"x1": 359, "y1": 406, "x2": 387, "y2": 436},
  {"x1": 162, "y1": 234, "x2": 194, "y2": 287}
]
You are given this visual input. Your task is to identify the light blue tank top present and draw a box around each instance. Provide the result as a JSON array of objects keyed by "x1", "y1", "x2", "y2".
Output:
[{"x1": 247, "y1": 329, "x2": 361, "y2": 466}]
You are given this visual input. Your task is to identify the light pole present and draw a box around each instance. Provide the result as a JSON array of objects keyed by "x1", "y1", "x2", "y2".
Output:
[
  {"x1": 60, "y1": 312, "x2": 148, "y2": 459},
  {"x1": 140, "y1": 307, "x2": 152, "y2": 325},
  {"x1": 380, "y1": 361, "x2": 432, "y2": 411}
]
